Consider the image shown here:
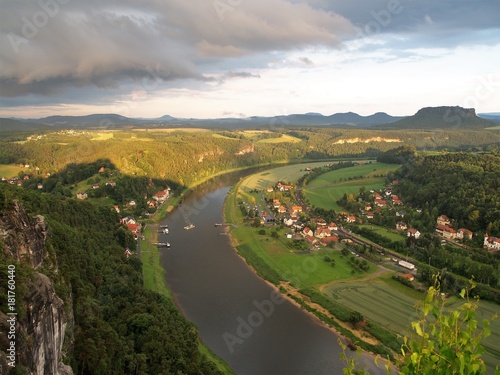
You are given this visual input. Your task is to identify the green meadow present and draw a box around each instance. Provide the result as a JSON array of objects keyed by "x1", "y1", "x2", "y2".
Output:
[
  {"x1": 304, "y1": 162, "x2": 400, "y2": 211},
  {"x1": 0, "y1": 164, "x2": 25, "y2": 178}
]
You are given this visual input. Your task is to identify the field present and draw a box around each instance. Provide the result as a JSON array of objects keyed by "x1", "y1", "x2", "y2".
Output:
[
  {"x1": 0, "y1": 164, "x2": 25, "y2": 178},
  {"x1": 304, "y1": 162, "x2": 400, "y2": 211},
  {"x1": 322, "y1": 277, "x2": 500, "y2": 372},
  {"x1": 358, "y1": 225, "x2": 406, "y2": 242},
  {"x1": 239, "y1": 161, "x2": 335, "y2": 191},
  {"x1": 90, "y1": 132, "x2": 114, "y2": 141},
  {"x1": 256, "y1": 134, "x2": 302, "y2": 143}
]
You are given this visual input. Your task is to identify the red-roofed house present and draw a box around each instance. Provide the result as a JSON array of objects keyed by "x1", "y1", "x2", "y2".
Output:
[
  {"x1": 457, "y1": 228, "x2": 473, "y2": 240},
  {"x1": 346, "y1": 216, "x2": 356, "y2": 223},
  {"x1": 375, "y1": 199, "x2": 387, "y2": 208},
  {"x1": 278, "y1": 205, "x2": 287, "y2": 214},
  {"x1": 153, "y1": 189, "x2": 170, "y2": 203},
  {"x1": 302, "y1": 227, "x2": 314, "y2": 237},
  {"x1": 314, "y1": 227, "x2": 332, "y2": 238},
  {"x1": 320, "y1": 236, "x2": 339, "y2": 246},
  {"x1": 317, "y1": 218, "x2": 327, "y2": 227},
  {"x1": 273, "y1": 199, "x2": 281, "y2": 208},
  {"x1": 437, "y1": 215, "x2": 451, "y2": 226},
  {"x1": 126, "y1": 223, "x2": 140, "y2": 238},
  {"x1": 328, "y1": 222, "x2": 338, "y2": 231},
  {"x1": 435, "y1": 225, "x2": 456, "y2": 239},
  {"x1": 484, "y1": 234, "x2": 500, "y2": 251},
  {"x1": 291, "y1": 205, "x2": 303, "y2": 213},
  {"x1": 407, "y1": 229, "x2": 421, "y2": 239}
]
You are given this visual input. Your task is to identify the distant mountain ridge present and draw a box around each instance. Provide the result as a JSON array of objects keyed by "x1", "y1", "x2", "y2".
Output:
[
  {"x1": 1, "y1": 106, "x2": 497, "y2": 131},
  {"x1": 377, "y1": 106, "x2": 494, "y2": 129}
]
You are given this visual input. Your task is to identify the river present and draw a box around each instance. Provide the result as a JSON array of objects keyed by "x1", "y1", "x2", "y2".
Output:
[{"x1": 159, "y1": 170, "x2": 387, "y2": 375}]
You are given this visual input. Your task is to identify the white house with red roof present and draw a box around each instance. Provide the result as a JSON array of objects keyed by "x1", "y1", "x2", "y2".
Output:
[
  {"x1": 346, "y1": 216, "x2": 356, "y2": 223},
  {"x1": 314, "y1": 227, "x2": 332, "y2": 238},
  {"x1": 328, "y1": 222, "x2": 338, "y2": 231},
  {"x1": 484, "y1": 234, "x2": 500, "y2": 251},
  {"x1": 302, "y1": 227, "x2": 314, "y2": 237},
  {"x1": 153, "y1": 189, "x2": 170, "y2": 203},
  {"x1": 457, "y1": 228, "x2": 473, "y2": 240},
  {"x1": 407, "y1": 228, "x2": 421, "y2": 239},
  {"x1": 435, "y1": 225, "x2": 457, "y2": 239},
  {"x1": 437, "y1": 215, "x2": 451, "y2": 226}
]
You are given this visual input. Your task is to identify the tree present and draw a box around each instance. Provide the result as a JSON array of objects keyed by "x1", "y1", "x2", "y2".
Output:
[{"x1": 341, "y1": 279, "x2": 500, "y2": 375}]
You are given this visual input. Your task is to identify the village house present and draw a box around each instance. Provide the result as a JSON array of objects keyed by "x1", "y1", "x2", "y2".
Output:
[
  {"x1": 273, "y1": 199, "x2": 281, "y2": 209},
  {"x1": 291, "y1": 205, "x2": 303, "y2": 213},
  {"x1": 407, "y1": 228, "x2": 421, "y2": 239},
  {"x1": 283, "y1": 218, "x2": 294, "y2": 227},
  {"x1": 316, "y1": 218, "x2": 327, "y2": 227},
  {"x1": 120, "y1": 216, "x2": 137, "y2": 225},
  {"x1": 484, "y1": 234, "x2": 500, "y2": 251},
  {"x1": 124, "y1": 248, "x2": 133, "y2": 259},
  {"x1": 302, "y1": 227, "x2": 314, "y2": 237},
  {"x1": 37, "y1": 183, "x2": 43, "y2": 189},
  {"x1": 437, "y1": 215, "x2": 451, "y2": 226},
  {"x1": 267, "y1": 187, "x2": 274, "y2": 192},
  {"x1": 396, "y1": 211, "x2": 406, "y2": 218},
  {"x1": 365, "y1": 212, "x2": 374, "y2": 219},
  {"x1": 375, "y1": 199, "x2": 387, "y2": 208},
  {"x1": 153, "y1": 189, "x2": 170, "y2": 203},
  {"x1": 129, "y1": 200, "x2": 136, "y2": 207},
  {"x1": 328, "y1": 222, "x2": 338, "y2": 231},
  {"x1": 77, "y1": 192, "x2": 88, "y2": 200},
  {"x1": 147, "y1": 200, "x2": 158, "y2": 208},
  {"x1": 277, "y1": 182, "x2": 293, "y2": 191},
  {"x1": 373, "y1": 192, "x2": 382, "y2": 200},
  {"x1": 346, "y1": 216, "x2": 356, "y2": 223},
  {"x1": 92, "y1": 183, "x2": 100, "y2": 189},
  {"x1": 278, "y1": 205, "x2": 287, "y2": 214},
  {"x1": 126, "y1": 223, "x2": 140, "y2": 238},
  {"x1": 113, "y1": 205, "x2": 120, "y2": 213},
  {"x1": 320, "y1": 236, "x2": 339, "y2": 246},
  {"x1": 106, "y1": 181, "x2": 116, "y2": 187},
  {"x1": 435, "y1": 225, "x2": 457, "y2": 240},
  {"x1": 364, "y1": 204, "x2": 372, "y2": 211},
  {"x1": 393, "y1": 198, "x2": 403, "y2": 206},
  {"x1": 396, "y1": 222, "x2": 408, "y2": 231},
  {"x1": 400, "y1": 273, "x2": 415, "y2": 282},
  {"x1": 457, "y1": 228, "x2": 473, "y2": 240},
  {"x1": 304, "y1": 235, "x2": 319, "y2": 246},
  {"x1": 314, "y1": 227, "x2": 332, "y2": 239}
]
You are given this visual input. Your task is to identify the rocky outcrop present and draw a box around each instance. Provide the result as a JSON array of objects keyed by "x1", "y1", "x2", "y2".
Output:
[
  {"x1": 0, "y1": 200, "x2": 48, "y2": 269},
  {"x1": 0, "y1": 200, "x2": 73, "y2": 375}
]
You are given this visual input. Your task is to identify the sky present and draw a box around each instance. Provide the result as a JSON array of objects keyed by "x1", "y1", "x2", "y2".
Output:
[{"x1": 0, "y1": 0, "x2": 499, "y2": 119}]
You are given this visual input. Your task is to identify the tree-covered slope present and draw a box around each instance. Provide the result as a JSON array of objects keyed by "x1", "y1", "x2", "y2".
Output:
[
  {"x1": 394, "y1": 152, "x2": 500, "y2": 236},
  {"x1": 0, "y1": 186, "x2": 222, "y2": 374}
]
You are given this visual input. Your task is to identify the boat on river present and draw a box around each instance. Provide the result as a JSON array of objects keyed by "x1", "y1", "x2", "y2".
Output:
[{"x1": 184, "y1": 224, "x2": 195, "y2": 230}]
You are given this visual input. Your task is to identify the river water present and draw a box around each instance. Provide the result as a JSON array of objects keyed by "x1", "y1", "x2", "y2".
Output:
[{"x1": 159, "y1": 170, "x2": 386, "y2": 375}]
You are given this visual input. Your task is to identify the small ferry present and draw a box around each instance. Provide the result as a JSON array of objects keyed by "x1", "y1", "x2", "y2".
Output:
[
  {"x1": 162, "y1": 228, "x2": 169, "y2": 234},
  {"x1": 184, "y1": 224, "x2": 195, "y2": 230},
  {"x1": 214, "y1": 223, "x2": 223, "y2": 227}
]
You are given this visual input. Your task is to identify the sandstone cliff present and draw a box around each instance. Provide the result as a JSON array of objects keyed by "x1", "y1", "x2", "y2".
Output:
[{"x1": 0, "y1": 200, "x2": 73, "y2": 375}]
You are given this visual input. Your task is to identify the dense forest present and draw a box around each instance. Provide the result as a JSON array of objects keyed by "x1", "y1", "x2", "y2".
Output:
[
  {"x1": 0, "y1": 185, "x2": 222, "y2": 374},
  {"x1": 393, "y1": 153, "x2": 500, "y2": 236},
  {"x1": 1, "y1": 127, "x2": 500, "y2": 187}
]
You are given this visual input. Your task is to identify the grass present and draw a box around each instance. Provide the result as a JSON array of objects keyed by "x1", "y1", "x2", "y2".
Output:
[
  {"x1": 226, "y1": 182, "x2": 376, "y2": 289},
  {"x1": 358, "y1": 225, "x2": 406, "y2": 242},
  {"x1": 304, "y1": 162, "x2": 400, "y2": 211},
  {"x1": 239, "y1": 161, "x2": 333, "y2": 191},
  {"x1": 90, "y1": 132, "x2": 114, "y2": 141},
  {"x1": 322, "y1": 274, "x2": 500, "y2": 371},
  {"x1": 0, "y1": 164, "x2": 24, "y2": 178},
  {"x1": 256, "y1": 134, "x2": 302, "y2": 143}
]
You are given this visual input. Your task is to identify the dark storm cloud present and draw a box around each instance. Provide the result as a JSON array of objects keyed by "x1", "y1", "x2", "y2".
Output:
[
  {"x1": 316, "y1": 0, "x2": 500, "y2": 43},
  {"x1": 0, "y1": 0, "x2": 352, "y2": 98}
]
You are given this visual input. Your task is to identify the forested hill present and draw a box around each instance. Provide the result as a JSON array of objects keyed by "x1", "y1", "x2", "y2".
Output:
[
  {"x1": 0, "y1": 185, "x2": 223, "y2": 374},
  {"x1": 394, "y1": 152, "x2": 500, "y2": 235},
  {"x1": 378, "y1": 106, "x2": 495, "y2": 129}
]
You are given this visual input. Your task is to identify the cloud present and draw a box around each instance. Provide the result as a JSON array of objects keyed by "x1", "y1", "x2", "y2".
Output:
[
  {"x1": 0, "y1": 0, "x2": 352, "y2": 98},
  {"x1": 225, "y1": 71, "x2": 261, "y2": 79}
]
